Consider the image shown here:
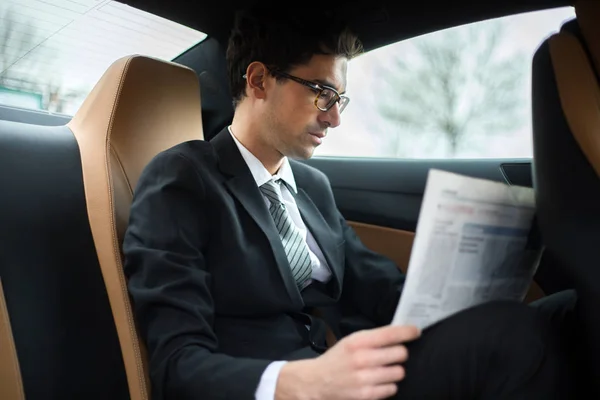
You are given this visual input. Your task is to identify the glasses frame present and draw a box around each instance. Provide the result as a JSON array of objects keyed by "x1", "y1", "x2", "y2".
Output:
[{"x1": 243, "y1": 69, "x2": 350, "y2": 113}]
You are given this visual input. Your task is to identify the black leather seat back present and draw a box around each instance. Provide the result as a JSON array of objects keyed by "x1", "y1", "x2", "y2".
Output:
[
  {"x1": 532, "y1": 4, "x2": 600, "y2": 291},
  {"x1": 0, "y1": 120, "x2": 129, "y2": 399}
]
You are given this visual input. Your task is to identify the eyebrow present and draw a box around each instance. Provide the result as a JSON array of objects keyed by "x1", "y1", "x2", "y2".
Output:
[{"x1": 313, "y1": 79, "x2": 346, "y2": 95}]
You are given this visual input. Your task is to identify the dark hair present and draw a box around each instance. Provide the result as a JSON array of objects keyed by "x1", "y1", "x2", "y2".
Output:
[{"x1": 226, "y1": 6, "x2": 363, "y2": 107}]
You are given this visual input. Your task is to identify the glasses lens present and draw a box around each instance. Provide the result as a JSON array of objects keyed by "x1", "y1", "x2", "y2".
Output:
[
  {"x1": 316, "y1": 88, "x2": 337, "y2": 111},
  {"x1": 316, "y1": 91, "x2": 350, "y2": 114}
]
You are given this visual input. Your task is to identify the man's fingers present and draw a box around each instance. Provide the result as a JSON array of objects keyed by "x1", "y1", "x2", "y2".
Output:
[
  {"x1": 360, "y1": 383, "x2": 399, "y2": 400},
  {"x1": 358, "y1": 365, "x2": 406, "y2": 386},
  {"x1": 354, "y1": 345, "x2": 408, "y2": 369},
  {"x1": 349, "y1": 325, "x2": 421, "y2": 349}
]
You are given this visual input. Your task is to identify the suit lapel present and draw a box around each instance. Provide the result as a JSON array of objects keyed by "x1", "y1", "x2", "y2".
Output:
[
  {"x1": 294, "y1": 189, "x2": 343, "y2": 295},
  {"x1": 210, "y1": 129, "x2": 303, "y2": 305}
]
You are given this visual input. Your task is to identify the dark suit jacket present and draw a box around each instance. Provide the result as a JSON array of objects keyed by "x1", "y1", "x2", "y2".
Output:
[{"x1": 123, "y1": 128, "x2": 406, "y2": 400}]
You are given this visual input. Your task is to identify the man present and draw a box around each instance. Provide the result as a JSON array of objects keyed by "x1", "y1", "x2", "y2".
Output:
[{"x1": 123, "y1": 5, "x2": 582, "y2": 400}]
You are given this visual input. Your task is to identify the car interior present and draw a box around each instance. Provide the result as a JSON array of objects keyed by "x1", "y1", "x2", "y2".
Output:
[{"x1": 0, "y1": 0, "x2": 598, "y2": 398}]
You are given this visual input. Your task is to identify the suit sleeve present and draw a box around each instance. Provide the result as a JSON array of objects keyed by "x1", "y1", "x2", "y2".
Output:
[
  {"x1": 338, "y1": 212, "x2": 406, "y2": 327},
  {"x1": 123, "y1": 150, "x2": 272, "y2": 400},
  {"x1": 310, "y1": 172, "x2": 405, "y2": 327}
]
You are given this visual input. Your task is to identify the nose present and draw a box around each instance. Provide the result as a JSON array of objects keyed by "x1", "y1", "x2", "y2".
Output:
[{"x1": 317, "y1": 102, "x2": 341, "y2": 128}]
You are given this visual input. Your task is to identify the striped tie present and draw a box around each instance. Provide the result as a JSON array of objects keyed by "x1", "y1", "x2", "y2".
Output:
[{"x1": 260, "y1": 179, "x2": 312, "y2": 289}]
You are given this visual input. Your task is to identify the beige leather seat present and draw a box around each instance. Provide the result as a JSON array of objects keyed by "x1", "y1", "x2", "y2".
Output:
[{"x1": 67, "y1": 54, "x2": 204, "y2": 400}]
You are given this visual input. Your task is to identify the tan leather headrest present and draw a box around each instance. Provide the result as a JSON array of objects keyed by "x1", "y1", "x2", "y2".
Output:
[
  {"x1": 67, "y1": 54, "x2": 203, "y2": 400},
  {"x1": 69, "y1": 54, "x2": 204, "y2": 241},
  {"x1": 70, "y1": 54, "x2": 203, "y2": 199},
  {"x1": 575, "y1": 0, "x2": 600, "y2": 74}
]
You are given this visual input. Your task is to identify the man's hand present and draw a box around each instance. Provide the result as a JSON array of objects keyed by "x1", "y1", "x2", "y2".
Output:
[{"x1": 275, "y1": 324, "x2": 421, "y2": 400}]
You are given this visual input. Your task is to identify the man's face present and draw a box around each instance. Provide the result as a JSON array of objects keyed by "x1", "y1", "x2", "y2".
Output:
[{"x1": 262, "y1": 54, "x2": 348, "y2": 160}]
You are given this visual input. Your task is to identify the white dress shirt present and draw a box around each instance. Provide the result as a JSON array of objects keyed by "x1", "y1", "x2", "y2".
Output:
[{"x1": 227, "y1": 127, "x2": 331, "y2": 400}]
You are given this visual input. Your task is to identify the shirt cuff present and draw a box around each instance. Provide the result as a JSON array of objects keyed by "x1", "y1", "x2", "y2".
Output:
[{"x1": 255, "y1": 361, "x2": 288, "y2": 400}]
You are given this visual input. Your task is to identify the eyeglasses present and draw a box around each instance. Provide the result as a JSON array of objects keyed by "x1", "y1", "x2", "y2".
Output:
[{"x1": 243, "y1": 70, "x2": 350, "y2": 113}]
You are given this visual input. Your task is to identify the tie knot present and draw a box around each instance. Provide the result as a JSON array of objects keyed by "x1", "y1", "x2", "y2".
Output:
[{"x1": 260, "y1": 179, "x2": 284, "y2": 205}]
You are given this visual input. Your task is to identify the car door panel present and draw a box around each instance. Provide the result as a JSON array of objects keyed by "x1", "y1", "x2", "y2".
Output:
[
  {"x1": 304, "y1": 157, "x2": 529, "y2": 229},
  {"x1": 347, "y1": 221, "x2": 415, "y2": 273},
  {"x1": 304, "y1": 157, "x2": 546, "y2": 303}
]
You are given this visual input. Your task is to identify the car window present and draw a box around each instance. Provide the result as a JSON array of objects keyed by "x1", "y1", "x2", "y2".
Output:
[
  {"x1": 0, "y1": 0, "x2": 206, "y2": 116},
  {"x1": 315, "y1": 7, "x2": 576, "y2": 159}
]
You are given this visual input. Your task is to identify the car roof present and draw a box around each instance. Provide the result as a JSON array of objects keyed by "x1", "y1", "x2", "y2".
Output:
[{"x1": 116, "y1": 0, "x2": 571, "y2": 51}]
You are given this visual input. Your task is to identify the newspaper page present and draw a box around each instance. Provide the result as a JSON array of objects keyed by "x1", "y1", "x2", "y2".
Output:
[{"x1": 391, "y1": 169, "x2": 542, "y2": 330}]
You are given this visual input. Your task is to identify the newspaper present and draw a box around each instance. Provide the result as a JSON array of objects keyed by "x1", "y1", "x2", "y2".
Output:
[{"x1": 391, "y1": 169, "x2": 542, "y2": 330}]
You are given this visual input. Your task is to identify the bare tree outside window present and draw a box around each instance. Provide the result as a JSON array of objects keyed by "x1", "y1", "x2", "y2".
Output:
[
  {"x1": 0, "y1": 7, "x2": 86, "y2": 113},
  {"x1": 0, "y1": 8, "x2": 38, "y2": 86},
  {"x1": 375, "y1": 20, "x2": 528, "y2": 158},
  {"x1": 0, "y1": 8, "x2": 48, "y2": 94}
]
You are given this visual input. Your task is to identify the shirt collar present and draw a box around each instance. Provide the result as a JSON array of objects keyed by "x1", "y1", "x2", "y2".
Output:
[{"x1": 228, "y1": 126, "x2": 297, "y2": 193}]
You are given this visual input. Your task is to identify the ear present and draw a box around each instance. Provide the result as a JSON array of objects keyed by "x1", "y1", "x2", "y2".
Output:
[{"x1": 245, "y1": 62, "x2": 268, "y2": 100}]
